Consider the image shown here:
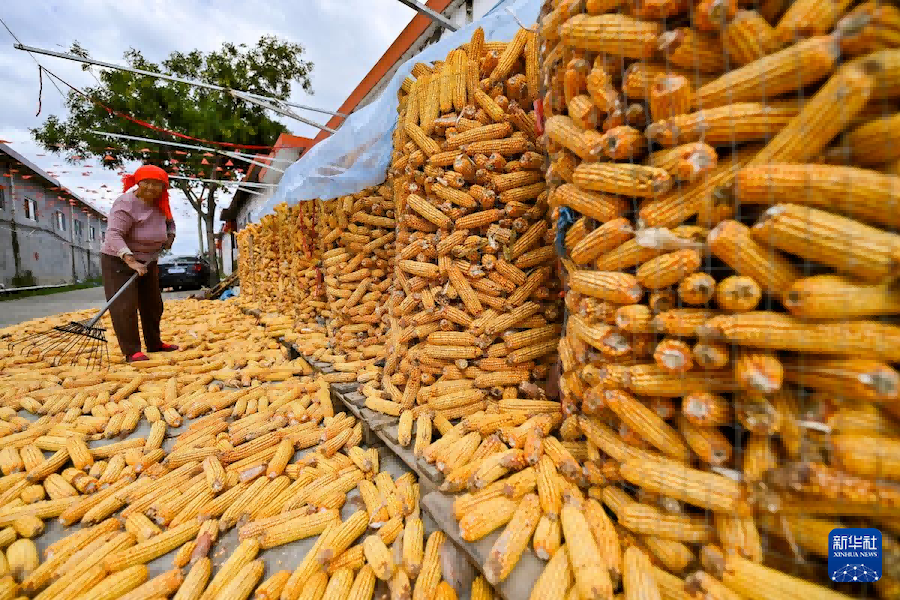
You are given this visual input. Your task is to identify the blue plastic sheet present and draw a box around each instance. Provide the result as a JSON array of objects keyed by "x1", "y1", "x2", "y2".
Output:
[{"x1": 254, "y1": 0, "x2": 540, "y2": 221}]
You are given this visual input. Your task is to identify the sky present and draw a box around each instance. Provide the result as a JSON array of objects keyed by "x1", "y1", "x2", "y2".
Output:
[{"x1": 0, "y1": 0, "x2": 422, "y2": 256}]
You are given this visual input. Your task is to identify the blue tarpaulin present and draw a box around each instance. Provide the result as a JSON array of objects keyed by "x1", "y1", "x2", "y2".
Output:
[{"x1": 254, "y1": 0, "x2": 540, "y2": 221}]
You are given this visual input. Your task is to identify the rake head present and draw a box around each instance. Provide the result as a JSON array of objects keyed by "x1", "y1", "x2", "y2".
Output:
[{"x1": 8, "y1": 320, "x2": 110, "y2": 371}]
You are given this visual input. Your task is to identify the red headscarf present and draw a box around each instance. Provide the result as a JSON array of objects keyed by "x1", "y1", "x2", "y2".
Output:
[{"x1": 123, "y1": 165, "x2": 172, "y2": 220}]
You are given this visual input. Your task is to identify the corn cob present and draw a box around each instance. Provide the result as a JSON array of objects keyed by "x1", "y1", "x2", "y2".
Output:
[
  {"x1": 573, "y1": 163, "x2": 672, "y2": 198},
  {"x1": 412, "y1": 531, "x2": 445, "y2": 600},
  {"x1": 775, "y1": 0, "x2": 855, "y2": 43},
  {"x1": 704, "y1": 312, "x2": 900, "y2": 361},
  {"x1": 734, "y1": 164, "x2": 900, "y2": 231},
  {"x1": 623, "y1": 546, "x2": 662, "y2": 600},
  {"x1": 484, "y1": 493, "x2": 541, "y2": 583},
  {"x1": 697, "y1": 37, "x2": 838, "y2": 109},
  {"x1": 646, "y1": 102, "x2": 799, "y2": 146},
  {"x1": 751, "y1": 64, "x2": 875, "y2": 165},
  {"x1": 841, "y1": 112, "x2": 900, "y2": 166},
  {"x1": 722, "y1": 10, "x2": 782, "y2": 65},
  {"x1": 647, "y1": 143, "x2": 718, "y2": 182},
  {"x1": 561, "y1": 14, "x2": 661, "y2": 59},
  {"x1": 658, "y1": 27, "x2": 726, "y2": 73},
  {"x1": 707, "y1": 219, "x2": 799, "y2": 294},
  {"x1": 635, "y1": 249, "x2": 700, "y2": 290},
  {"x1": 604, "y1": 390, "x2": 690, "y2": 461},
  {"x1": 171, "y1": 558, "x2": 210, "y2": 600},
  {"x1": 529, "y1": 544, "x2": 572, "y2": 600},
  {"x1": 751, "y1": 203, "x2": 900, "y2": 284},
  {"x1": 723, "y1": 553, "x2": 855, "y2": 600},
  {"x1": 561, "y1": 503, "x2": 614, "y2": 600}
]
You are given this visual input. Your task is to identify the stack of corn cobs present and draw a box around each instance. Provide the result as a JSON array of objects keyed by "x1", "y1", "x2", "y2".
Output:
[
  {"x1": 237, "y1": 202, "x2": 327, "y2": 330},
  {"x1": 237, "y1": 204, "x2": 333, "y2": 360},
  {"x1": 524, "y1": 0, "x2": 900, "y2": 598},
  {"x1": 374, "y1": 23, "x2": 564, "y2": 429},
  {"x1": 317, "y1": 186, "x2": 397, "y2": 367}
]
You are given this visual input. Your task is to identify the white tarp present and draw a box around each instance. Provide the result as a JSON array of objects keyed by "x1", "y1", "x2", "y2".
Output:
[{"x1": 255, "y1": 0, "x2": 540, "y2": 220}]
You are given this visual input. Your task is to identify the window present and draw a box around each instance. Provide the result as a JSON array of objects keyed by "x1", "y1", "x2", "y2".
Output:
[
  {"x1": 0, "y1": 187, "x2": 5, "y2": 211},
  {"x1": 73, "y1": 219, "x2": 83, "y2": 238},
  {"x1": 23, "y1": 198, "x2": 37, "y2": 222},
  {"x1": 89, "y1": 225, "x2": 97, "y2": 241},
  {"x1": 55, "y1": 211, "x2": 67, "y2": 231},
  {"x1": 101, "y1": 230, "x2": 106, "y2": 243}
]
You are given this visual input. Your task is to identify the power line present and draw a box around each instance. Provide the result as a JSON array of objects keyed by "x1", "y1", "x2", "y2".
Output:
[
  {"x1": 89, "y1": 131, "x2": 284, "y2": 173},
  {"x1": 168, "y1": 175, "x2": 279, "y2": 188},
  {"x1": 0, "y1": 15, "x2": 67, "y2": 99},
  {"x1": 15, "y1": 43, "x2": 340, "y2": 133}
]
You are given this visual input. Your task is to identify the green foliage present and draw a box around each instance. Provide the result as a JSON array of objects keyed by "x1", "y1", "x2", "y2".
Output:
[{"x1": 11, "y1": 270, "x2": 36, "y2": 288}]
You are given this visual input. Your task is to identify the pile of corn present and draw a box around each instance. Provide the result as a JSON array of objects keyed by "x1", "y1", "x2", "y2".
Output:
[
  {"x1": 483, "y1": 0, "x2": 900, "y2": 598},
  {"x1": 0, "y1": 301, "x2": 486, "y2": 600},
  {"x1": 364, "y1": 25, "x2": 563, "y2": 438},
  {"x1": 317, "y1": 185, "x2": 396, "y2": 367},
  {"x1": 236, "y1": 202, "x2": 328, "y2": 331}
]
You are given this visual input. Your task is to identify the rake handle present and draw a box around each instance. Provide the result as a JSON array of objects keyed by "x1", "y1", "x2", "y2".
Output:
[
  {"x1": 85, "y1": 272, "x2": 140, "y2": 329},
  {"x1": 86, "y1": 254, "x2": 159, "y2": 329}
]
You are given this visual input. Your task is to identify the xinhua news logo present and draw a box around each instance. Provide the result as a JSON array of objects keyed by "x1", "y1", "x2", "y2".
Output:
[{"x1": 829, "y1": 528, "x2": 882, "y2": 583}]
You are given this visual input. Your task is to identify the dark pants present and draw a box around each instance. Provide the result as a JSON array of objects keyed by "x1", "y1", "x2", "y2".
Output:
[{"x1": 100, "y1": 253, "x2": 164, "y2": 357}]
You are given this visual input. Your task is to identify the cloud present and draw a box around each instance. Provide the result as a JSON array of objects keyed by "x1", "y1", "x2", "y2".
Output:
[{"x1": 0, "y1": 0, "x2": 419, "y2": 254}]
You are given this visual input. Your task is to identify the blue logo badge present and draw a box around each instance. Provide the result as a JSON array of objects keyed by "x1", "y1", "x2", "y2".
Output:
[{"x1": 829, "y1": 528, "x2": 882, "y2": 583}]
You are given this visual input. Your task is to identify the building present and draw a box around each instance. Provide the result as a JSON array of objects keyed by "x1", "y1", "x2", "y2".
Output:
[
  {"x1": 219, "y1": 0, "x2": 501, "y2": 274},
  {"x1": 0, "y1": 143, "x2": 107, "y2": 288}
]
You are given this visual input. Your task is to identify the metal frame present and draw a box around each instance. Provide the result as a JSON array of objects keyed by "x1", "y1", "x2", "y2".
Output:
[{"x1": 394, "y1": 0, "x2": 458, "y2": 31}]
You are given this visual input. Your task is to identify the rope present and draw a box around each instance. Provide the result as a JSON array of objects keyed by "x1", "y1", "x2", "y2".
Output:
[{"x1": 36, "y1": 66, "x2": 43, "y2": 117}]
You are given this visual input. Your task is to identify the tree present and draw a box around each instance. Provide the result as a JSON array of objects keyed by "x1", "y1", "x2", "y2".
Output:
[{"x1": 32, "y1": 36, "x2": 314, "y2": 284}]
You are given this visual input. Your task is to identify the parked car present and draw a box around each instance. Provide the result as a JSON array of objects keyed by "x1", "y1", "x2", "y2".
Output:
[{"x1": 158, "y1": 255, "x2": 211, "y2": 291}]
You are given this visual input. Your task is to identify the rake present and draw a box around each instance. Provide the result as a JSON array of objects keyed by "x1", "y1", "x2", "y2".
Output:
[{"x1": 8, "y1": 269, "x2": 144, "y2": 371}]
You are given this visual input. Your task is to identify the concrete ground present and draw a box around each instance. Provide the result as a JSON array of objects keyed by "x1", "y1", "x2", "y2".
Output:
[{"x1": 0, "y1": 285, "x2": 197, "y2": 328}]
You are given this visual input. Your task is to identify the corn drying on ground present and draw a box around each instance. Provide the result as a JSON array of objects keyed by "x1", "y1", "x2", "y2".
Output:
[{"x1": 0, "y1": 299, "x2": 493, "y2": 600}]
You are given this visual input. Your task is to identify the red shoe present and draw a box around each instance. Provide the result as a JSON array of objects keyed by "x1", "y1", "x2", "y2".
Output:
[
  {"x1": 127, "y1": 352, "x2": 149, "y2": 362},
  {"x1": 150, "y1": 343, "x2": 180, "y2": 352}
]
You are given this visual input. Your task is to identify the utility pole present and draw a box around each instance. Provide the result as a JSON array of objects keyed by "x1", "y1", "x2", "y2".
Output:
[
  {"x1": 7, "y1": 164, "x2": 22, "y2": 284},
  {"x1": 69, "y1": 201, "x2": 76, "y2": 282}
]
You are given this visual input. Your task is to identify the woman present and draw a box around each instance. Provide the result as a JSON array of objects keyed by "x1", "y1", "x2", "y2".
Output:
[{"x1": 100, "y1": 164, "x2": 180, "y2": 362}]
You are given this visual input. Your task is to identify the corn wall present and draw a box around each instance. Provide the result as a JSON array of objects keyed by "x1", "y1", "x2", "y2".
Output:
[{"x1": 540, "y1": 0, "x2": 900, "y2": 598}]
